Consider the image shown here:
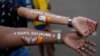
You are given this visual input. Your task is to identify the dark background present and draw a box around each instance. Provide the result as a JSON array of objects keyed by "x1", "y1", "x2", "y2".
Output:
[{"x1": 29, "y1": 0, "x2": 100, "y2": 56}]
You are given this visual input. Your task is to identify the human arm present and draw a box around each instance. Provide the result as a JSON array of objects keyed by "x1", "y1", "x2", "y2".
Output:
[
  {"x1": 0, "y1": 26, "x2": 59, "y2": 48},
  {"x1": 0, "y1": 26, "x2": 96, "y2": 56},
  {"x1": 17, "y1": 7, "x2": 98, "y2": 36}
]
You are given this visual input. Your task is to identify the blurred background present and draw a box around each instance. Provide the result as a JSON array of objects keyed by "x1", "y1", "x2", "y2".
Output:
[{"x1": 29, "y1": 0, "x2": 100, "y2": 56}]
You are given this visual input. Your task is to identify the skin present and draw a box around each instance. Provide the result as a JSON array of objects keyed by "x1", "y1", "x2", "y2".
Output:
[
  {"x1": 62, "y1": 32, "x2": 96, "y2": 56},
  {"x1": 0, "y1": 5, "x2": 98, "y2": 56},
  {"x1": 72, "y1": 17, "x2": 98, "y2": 36},
  {"x1": 17, "y1": 7, "x2": 98, "y2": 36},
  {"x1": 17, "y1": 6, "x2": 98, "y2": 56},
  {"x1": 0, "y1": 26, "x2": 96, "y2": 56},
  {"x1": 0, "y1": 26, "x2": 58, "y2": 48}
]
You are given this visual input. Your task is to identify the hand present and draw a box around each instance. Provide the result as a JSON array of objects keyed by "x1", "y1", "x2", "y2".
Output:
[
  {"x1": 62, "y1": 32, "x2": 96, "y2": 56},
  {"x1": 72, "y1": 16, "x2": 98, "y2": 36}
]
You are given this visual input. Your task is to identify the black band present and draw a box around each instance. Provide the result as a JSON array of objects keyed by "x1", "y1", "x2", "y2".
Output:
[{"x1": 68, "y1": 19, "x2": 73, "y2": 27}]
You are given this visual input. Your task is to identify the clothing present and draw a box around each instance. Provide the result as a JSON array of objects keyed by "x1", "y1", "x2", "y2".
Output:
[
  {"x1": 0, "y1": 0, "x2": 29, "y2": 56},
  {"x1": 0, "y1": 0, "x2": 27, "y2": 27}
]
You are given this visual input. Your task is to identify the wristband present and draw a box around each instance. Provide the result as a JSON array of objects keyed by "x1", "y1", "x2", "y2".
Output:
[
  {"x1": 38, "y1": 15, "x2": 46, "y2": 22},
  {"x1": 68, "y1": 18, "x2": 73, "y2": 27},
  {"x1": 57, "y1": 33, "x2": 62, "y2": 44},
  {"x1": 38, "y1": 15, "x2": 51, "y2": 23},
  {"x1": 35, "y1": 36, "x2": 43, "y2": 45},
  {"x1": 46, "y1": 16, "x2": 52, "y2": 23}
]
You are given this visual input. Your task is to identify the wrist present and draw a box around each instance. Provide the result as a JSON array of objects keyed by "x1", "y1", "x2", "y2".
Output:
[{"x1": 56, "y1": 32, "x2": 64, "y2": 44}]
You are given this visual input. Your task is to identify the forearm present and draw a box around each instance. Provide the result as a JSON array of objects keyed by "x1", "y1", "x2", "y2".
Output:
[
  {"x1": 17, "y1": 7, "x2": 69, "y2": 25},
  {"x1": 0, "y1": 26, "x2": 59, "y2": 49}
]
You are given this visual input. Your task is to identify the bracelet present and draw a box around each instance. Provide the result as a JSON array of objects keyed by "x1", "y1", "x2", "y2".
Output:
[
  {"x1": 68, "y1": 18, "x2": 73, "y2": 27},
  {"x1": 57, "y1": 33, "x2": 62, "y2": 44}
]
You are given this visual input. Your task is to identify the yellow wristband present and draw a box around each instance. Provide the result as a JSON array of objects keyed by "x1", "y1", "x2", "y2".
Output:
[
  {"x1": 46, "y1": 16, "x2": 52, "y2": 23},
  {"x1": 35, "y1": 36, "x2": 43, "y2": 44}
]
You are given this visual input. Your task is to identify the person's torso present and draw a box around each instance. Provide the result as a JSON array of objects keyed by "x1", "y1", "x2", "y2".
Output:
[{"x1": 0, "y1": 0, "x2": 29, "y2": 56}]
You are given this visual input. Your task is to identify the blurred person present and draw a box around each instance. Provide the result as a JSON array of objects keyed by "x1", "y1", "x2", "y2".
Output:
[
  {"x1": 31, "y1": 0, "x2": 54, "y2": 56},
  {"x1": 0, "y1": 0, "x2": 98, "y2": 56}
]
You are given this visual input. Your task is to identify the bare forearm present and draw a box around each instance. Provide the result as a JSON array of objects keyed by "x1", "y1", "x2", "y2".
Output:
[
  {"x1": 17, "y1": 7, "x2": 69, "y2": 25},
  {"x1": 0, "y1": 26, "x2": 59, "y2": 49}
]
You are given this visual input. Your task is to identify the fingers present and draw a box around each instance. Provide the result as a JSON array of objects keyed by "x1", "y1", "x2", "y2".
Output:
[
  {"x1": 87, "y1": 19, "x2": 98, "y2": 35},
  {"x1": 77, "y1": 46, "x2": 96, "y2": 56},
  {"x1": 86, "y1": 39, "x2": 96, "y2": 46},
  {"x1": 76, "y1": 17, "x2": 98, "y2": 36},
  {"x1": 86, "y1": 21, "x2": 93, "y2": 35},
  {"x1": 77, "y1": 49, "x2": 90, "y2": 56},
  {"x1": 80, "y1": 17, "x2": 93, "y2": 36},
  {"x1": 77, "y1": 49, "x2": 86, "y2": 56},
  {"x1": 85, "y1": 39, "x2": 96, "y2": 53},
  {"x1": 76, "y1": 39, "x2": 96, "y2": 56},
  {"x1": 84, "y1": 44, "x2": 96, "y2": 53},
  {"x1": 82, "y1": 47, "x2": 94, "y2": 56},
  {"x1": 84, "y1": 22, "x2": 90, "y2": 36}
]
